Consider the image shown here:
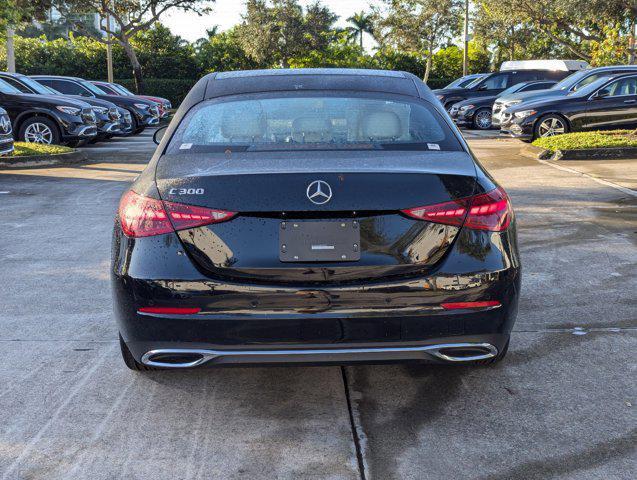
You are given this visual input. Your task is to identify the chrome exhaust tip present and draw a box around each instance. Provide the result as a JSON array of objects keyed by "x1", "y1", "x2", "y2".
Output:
[
  {"x1": 141, "y1": 350, "x2": 216, "y2": 368},
  {"x1": 427, "y1": 343, "x2": 498, "y2": 362},
  {"x1": 140, "y1": 342, "x2": 499, "y2": 368}
]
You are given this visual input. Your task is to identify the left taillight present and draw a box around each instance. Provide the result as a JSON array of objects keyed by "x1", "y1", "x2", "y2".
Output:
[
  {"x1": 401, "y1": 187, "x2": 513, "y2": 232},
  {"x1": 118, "y1": 190, "x2": 236, "y2": 238}
]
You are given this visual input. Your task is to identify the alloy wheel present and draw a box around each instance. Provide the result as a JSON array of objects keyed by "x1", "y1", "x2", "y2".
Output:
[
  {"x1": 474, "y1": 110, "x2": 492, "y2": 129},
  {"x1": 538, "y1": 118, "x2": 565, "y2": 137},
  {"x1": 24, "y1": 122, "x2": 54, "y2": 144}
]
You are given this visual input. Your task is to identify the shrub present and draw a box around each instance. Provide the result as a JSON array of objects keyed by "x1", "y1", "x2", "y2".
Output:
[
  {"x1": 532, "y1": 130, "x2": 637, "y2": 152},
  {"x1": 11, "y1": 142, "x2": 73, "y2": 157}
]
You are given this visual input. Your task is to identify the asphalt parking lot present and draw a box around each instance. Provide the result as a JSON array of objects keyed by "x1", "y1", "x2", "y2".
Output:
[{"x1": 0, "y1": 129, "x2": 635, "y2": 479}]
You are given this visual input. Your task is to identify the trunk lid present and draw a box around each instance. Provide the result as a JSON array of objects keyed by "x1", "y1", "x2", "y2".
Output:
[{"x1": 156, "y1": 150, "x2": 477, "y2": 284}]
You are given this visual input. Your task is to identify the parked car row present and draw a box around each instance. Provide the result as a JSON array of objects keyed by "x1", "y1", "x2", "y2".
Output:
[
  {"x1": 0, "y1": 72, "x2": 172, "y2": 154},
  {"x1": 437, "y1": 62, "x2": 637, "y2": 140}
]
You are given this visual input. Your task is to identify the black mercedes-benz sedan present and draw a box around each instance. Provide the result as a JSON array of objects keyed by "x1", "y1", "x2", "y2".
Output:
[
  {"x1": 500, "y1": 73, "x2": 637, "y2": 140},
  {"x1": 112, "y1": 68, "x2": 520, "y2": 371}
]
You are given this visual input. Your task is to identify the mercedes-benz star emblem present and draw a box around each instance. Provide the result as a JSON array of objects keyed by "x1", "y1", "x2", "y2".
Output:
[
  {"x1": 0, "y1": 117, "x2": 10, "y2": 134},
  {"x1": 306, "y1": 180, "x2": 332, "y2": 205}
]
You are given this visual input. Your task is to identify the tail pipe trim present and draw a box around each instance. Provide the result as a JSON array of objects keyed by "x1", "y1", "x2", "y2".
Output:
[{"x1": 140, "y1": 342, "x2": 498, "y2": 368}]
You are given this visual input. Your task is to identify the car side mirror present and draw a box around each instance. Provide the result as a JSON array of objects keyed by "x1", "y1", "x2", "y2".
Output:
[
  {"x1": 593, "y1": 90, "x2": 610, "y2": 100},
  {"x1": 153, "y1": 125, "x2": 168, "y2": 145},
  {"x1": 477, "y1": 84, "x2": 488, "y2": 91}
]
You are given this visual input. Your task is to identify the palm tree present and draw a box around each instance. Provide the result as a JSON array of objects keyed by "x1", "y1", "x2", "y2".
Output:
[{"x1": 346, "y1": 11, "x2": 373, "y2": 50}]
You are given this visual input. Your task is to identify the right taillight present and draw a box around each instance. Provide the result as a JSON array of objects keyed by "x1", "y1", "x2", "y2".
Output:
[
  {"x1": 401, "y1": 187, "x2": 512, "y2": 232},
  {"x1": 463, "y1": 187, "x2": 512, "y2": 232},
  {"x1": 118, "y1": 190, "x2": 236, "y2": 238}
]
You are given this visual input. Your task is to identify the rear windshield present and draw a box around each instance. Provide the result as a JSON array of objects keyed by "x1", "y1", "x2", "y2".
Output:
[{"x1": 166, "y1": 92, "x2": 462, "y2": 153}]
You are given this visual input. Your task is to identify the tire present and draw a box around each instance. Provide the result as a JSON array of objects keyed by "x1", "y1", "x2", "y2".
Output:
[
  {"x1": 472, "y1": 108, "x2": 493, "y2": 130},
  {"x1": 534, "y1": 114, "x2": 569, "y2": 140},
  {"x1": 18, "y1": 117, "x2": 61, "y2": 145},
  {"x1": 119, "y1": 334, "x2": 159, "y2": 371},
  {"x1": 471, "y1": 338, "x2": 509, "y2": 366}
]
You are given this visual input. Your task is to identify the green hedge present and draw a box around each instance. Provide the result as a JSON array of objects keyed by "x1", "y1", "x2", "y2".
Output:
[
  {"x1": 532, "y1": 130, "x2": 637, "y2": 152},
  {"x1": 112, "y1": 78, "x2": 197, "y2": 106}
]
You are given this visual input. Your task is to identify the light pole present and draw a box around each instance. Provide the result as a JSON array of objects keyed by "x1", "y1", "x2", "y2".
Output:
[
  {"x1": 462, "y1": 0, "x2": 469, "y2": 76},
  {"x1": 6, "y1": 26, "x2": 16, "y2": 73},
  {"x1": 106, "y1": 13, "x2": 113, "y2": 82}
]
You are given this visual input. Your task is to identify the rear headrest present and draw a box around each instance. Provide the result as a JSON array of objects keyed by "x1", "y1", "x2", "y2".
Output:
[
  {"x1": 220, "y1": 107, "x2": 265, "y2": 140},
  {"x1": 361, "y1": 111, "x2": 401, "y2": 140},
  {"x1": 291, "y1": 116, "x2": 332, "y2": 142}
]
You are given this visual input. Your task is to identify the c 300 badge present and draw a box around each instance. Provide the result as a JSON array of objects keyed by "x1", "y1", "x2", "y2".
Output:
[{"x1": 168, "y1": 188, "x2": 204, "y2": 195}]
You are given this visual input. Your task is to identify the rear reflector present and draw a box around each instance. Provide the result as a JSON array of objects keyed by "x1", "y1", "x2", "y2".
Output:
[
  {"x1": 119, "y1": 190, "x2": 236, "y2": 238},
  {"x1": 441, "y1": 301, "x2": 501, "y2": 310},
  {"x1": 138, "y1": 307, "x2": 201, "y2": 315},
  {"x1": 401, "y1": 187, "x2": 512, "y2": 232}
]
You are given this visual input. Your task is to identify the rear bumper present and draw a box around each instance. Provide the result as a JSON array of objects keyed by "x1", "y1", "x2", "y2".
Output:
[
  {"x1": 138, "y1": 336, "x2": 506, "y2": 368},
  {"x1": 112, "y1": 220, "x2": 521, "y2": 366}
]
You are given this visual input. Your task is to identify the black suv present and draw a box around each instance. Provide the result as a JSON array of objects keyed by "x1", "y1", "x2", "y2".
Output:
[
  {"x1": 0, "y1": 107, "x2": 14, "y2": 155},
  {"x1": 0, "y1": 78, "x2": 97, "y2": 145},
  {"x1": 0, "y1": 72, "x2": 122, "y2": 143},
  {"x1": 31, "y1": 75, "x2": 160, "y2": 134},
  {"x1": 433, "y1": 69, "x2": 574, "y2": 112}
]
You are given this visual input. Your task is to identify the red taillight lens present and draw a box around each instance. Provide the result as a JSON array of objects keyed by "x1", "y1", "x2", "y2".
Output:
[
  {"x1": 401, "y1": 187, "x2": 512, "y2": 232},
  {"x1": 119, "y1": 190, "x2": 173, "y2": 237},
  {"x1": 441, "y1": 300, "x2": 501, "y2": 310},
  {"x1": 118, "y1": 190, "x2": 236, "y2": 238},
  {"x1": 163, "y1": 200, "x2": 236, "y2": 231},
  {"x1": 138, "y1": 307, "x2": 201, "y2": 315},
  {"x1": 401, "y1": 199, "x2": 467, "y2": 227},
  {"x1": 464, "y1": 187, "x2": 512, "y2": 232}
]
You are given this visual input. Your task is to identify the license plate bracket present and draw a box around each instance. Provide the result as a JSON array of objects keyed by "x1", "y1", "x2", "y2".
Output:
[{"x1": 279, "y1": 221, "x2": 361, "y2": 262}]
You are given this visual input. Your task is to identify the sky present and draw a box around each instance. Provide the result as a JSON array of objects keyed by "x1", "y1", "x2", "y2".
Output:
[{"x1": 162, "y1": 0, "x2": 378, "y2": 43}]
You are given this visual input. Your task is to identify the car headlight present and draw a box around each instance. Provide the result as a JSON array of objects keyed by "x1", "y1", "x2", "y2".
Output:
[
  {"x1": 56, "y1": 106, "x2": 81, "y2": 115},
  {"x1": 513, "y1": 110, "x2": 537, "y2": 119},
  {"x1": 506, "y1": 100, "x2": 522, "y2": 108},
  {"x1": 459, "y1": 104, "x2": 474, "y2": 112},
  {"x1": 92, "y1": 107, "x2": 108, "y2": 115},
  {"x1": 134, "y1": 103, "x2": 150, "y2": 110}
]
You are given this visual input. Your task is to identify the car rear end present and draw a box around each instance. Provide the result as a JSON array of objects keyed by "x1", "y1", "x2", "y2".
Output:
[{"x1": 112, "y1": 70, "x2": 520, "y2": 369}]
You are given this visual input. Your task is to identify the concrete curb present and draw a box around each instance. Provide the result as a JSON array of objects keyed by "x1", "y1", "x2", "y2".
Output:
[
  {"x1": 551, "y1": 147, "x2": 637, "y2": 161},
  {"x1": 0, "y1": 150, "x2": 87, "y2": 169},
  {"x1": 522, "y1": 145, "x2": 637, "y2": 161},
  {"x1": 520, "y1": 144, "x2": 552, "y2": 160}
]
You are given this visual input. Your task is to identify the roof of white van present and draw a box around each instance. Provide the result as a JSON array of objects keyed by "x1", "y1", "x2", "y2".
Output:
[{"x1": 500, "y1": 60, "x2": 590, "y2": 72}]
